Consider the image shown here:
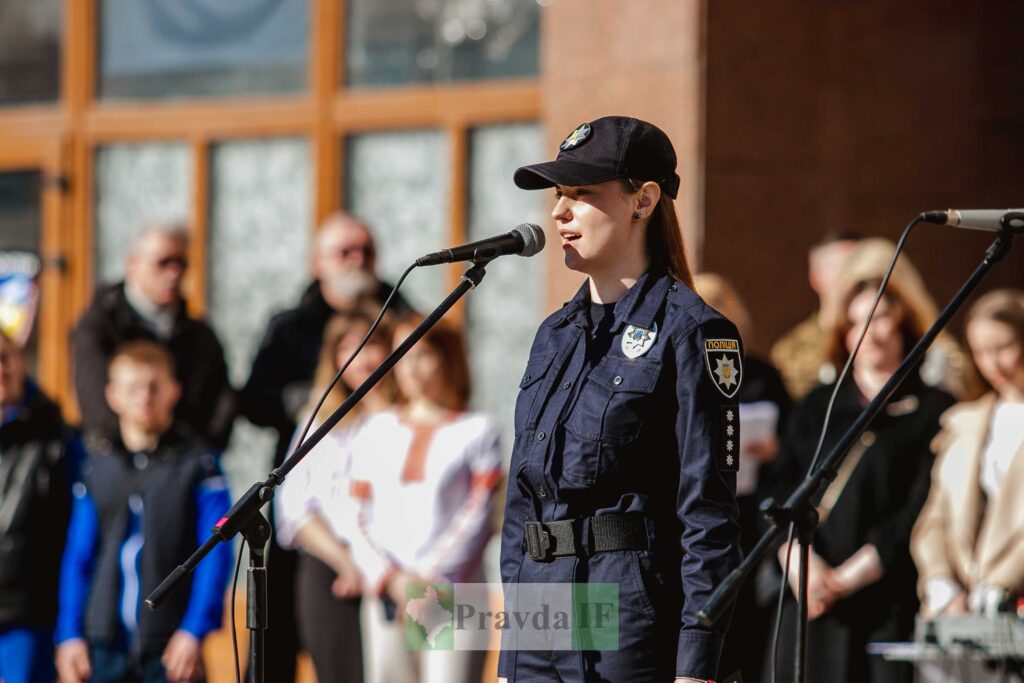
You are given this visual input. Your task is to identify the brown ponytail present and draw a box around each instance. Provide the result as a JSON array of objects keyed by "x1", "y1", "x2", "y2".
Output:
[{"x1": 622, "y1": 179, "x2": 694, "y2": 288}]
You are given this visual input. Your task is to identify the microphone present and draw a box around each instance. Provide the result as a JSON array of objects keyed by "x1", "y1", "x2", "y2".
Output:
[
  {"x1": 922, "y1": 209, "x2": 1024, "y2": 233},
  {"x1": 416, "y1": 223, "x2": 545, "y2": 266}
]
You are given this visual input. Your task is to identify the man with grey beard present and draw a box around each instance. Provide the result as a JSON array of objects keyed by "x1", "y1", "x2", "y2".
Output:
[
  {"x1": 240, "y1": 212, "x2": 412, "y2": 467},
  {"x1": 238, "y1": 212, "x2": 412, "y2": 683}
]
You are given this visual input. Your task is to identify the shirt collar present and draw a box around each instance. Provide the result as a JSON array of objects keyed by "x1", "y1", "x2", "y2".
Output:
[
  {"x1": 547, "y1": 269, "x2": 674, "y2": 333},
  {"x1": 547, "y1": 280, "x2": 592, "y2": 329},
  {"x1": 102, "y1": 423, "x2": 187, "y2": 460},
  {"x1": 124, "y1": 281, "x2": 179, "y2": 340},
  {"x1": 617, "y1": 269, "x2": 673, "y2": 332}
]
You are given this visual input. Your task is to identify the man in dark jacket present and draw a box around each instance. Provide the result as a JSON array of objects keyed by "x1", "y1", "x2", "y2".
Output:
[
  {"x1": 73, "y1": 226, "x2": 234, "y2": 450},
  {"x1": 0, "y1": 332, "x2": 83, "y2": 683},
  {"x1": 239, "y1": 212, "x2": 411, "y2": 683}
]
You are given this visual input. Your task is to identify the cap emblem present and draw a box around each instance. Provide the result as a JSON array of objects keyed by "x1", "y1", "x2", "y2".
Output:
[{"x1": 560, "y1": 123, "x2": 593, "y2": 151}]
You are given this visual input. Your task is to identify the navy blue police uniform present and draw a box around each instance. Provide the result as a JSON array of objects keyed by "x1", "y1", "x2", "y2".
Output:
[
  {"x1": 498, "y1": 271, "x2": 744, "y2": 682},
  {"x1": 498, "y1": 117, "x2": 743, "y2": 683}
]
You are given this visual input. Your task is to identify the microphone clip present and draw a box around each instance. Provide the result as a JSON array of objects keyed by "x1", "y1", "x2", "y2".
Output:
[{"x1": 1002, "y1": 211, "x2": 1024, "y2": 233}]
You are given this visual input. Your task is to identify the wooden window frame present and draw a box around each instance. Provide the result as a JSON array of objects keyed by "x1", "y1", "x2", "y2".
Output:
[{"x1": 0, "y1": 0, "x2": 541, "y2": 414}]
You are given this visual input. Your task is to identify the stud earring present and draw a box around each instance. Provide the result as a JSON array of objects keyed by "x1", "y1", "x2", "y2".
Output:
[{"x1": 632, "y1": 212, "x2": 641, "y2": 222}]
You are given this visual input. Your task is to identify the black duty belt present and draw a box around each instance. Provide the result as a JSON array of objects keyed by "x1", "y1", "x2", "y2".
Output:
[{"x1": 524, "y1": 513, "x2": 649, "y2": 562}]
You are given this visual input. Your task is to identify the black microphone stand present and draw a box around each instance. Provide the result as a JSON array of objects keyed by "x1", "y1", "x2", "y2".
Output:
[
  {"x1": 144, "y1": 260, "x2": 491, "y2": 683},
  {"x1": 698, "y1": 216, "x2": 1023, "y2": 683}
]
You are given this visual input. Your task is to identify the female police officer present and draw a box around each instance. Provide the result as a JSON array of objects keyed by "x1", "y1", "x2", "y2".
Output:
[{"x1": 497, "y1": 116, "x2": 743, "y2": 683}]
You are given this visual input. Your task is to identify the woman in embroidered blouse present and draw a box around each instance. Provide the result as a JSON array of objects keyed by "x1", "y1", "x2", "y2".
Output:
[
  {"x1": 346, "y1": 315, "x2": 503, "y2": 683},
  {"x1": 276, "y1": 309, "x2": 399, "y2": 683},
  {"x1": 912, "y1": 289, "x2": 1024, "y2": 617}
]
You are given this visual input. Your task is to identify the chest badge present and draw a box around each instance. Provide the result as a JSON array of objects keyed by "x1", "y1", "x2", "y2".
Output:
[
  {"x1": 704, "y1": 338, "x2": 743, "y2": 398},
  {"x1": 621, "y1": 322, "x2": 658, "y2": 359}
]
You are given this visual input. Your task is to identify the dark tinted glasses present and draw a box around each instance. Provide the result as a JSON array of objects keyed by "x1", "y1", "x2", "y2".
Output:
[
  {"x1": 338, "y1": 244, "x2": 374, "y2": 259},
  {"x1": 156, "y1": 255, "x2": 189, "y2": 270}
]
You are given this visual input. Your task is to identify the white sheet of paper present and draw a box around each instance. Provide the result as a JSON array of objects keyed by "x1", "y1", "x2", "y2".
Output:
[{"x1": 737, "y1": 400, "x2": 780, "y2": 496}]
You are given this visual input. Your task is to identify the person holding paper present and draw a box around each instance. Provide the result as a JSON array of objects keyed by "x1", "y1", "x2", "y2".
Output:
[{"x1": 695, "y1": 273, "x2": 791, "y2": 683}]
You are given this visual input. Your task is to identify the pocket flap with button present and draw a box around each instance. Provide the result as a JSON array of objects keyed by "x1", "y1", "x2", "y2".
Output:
[
  {"x1": 519, "y1": 352, "x2": 556, "y2": 389},
  {"x1": 565, "y1": 357, "x2": 663, "y2": 452},
  {"x1": 591, "y1": 358, "x2": 661, "y2": 393},
  {"x1": 515, "y1": 352, "x2": 557, "y2": 433}
]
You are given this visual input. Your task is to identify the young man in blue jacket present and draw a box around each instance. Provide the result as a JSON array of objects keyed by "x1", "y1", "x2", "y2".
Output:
[{"x1": 56, "y1": 341, "x2": 232, "y2": 683}]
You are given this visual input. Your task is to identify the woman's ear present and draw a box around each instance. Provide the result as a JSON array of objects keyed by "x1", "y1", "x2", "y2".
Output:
[{"x1": 635, "y1": 181, "x2": 662, "y2": 219}]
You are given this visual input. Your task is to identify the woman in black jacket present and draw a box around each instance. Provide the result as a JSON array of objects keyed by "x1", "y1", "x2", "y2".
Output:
[{"x1": 770, "y1": 240, "x2": 955, "y2": 683}]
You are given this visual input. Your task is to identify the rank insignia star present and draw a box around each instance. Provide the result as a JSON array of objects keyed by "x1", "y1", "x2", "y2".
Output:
[{"x1": 720, "y1": 407, "x2": 740, "y2": 472}]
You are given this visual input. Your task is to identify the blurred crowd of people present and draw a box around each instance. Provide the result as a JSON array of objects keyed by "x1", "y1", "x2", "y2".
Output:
[{"x1": 0, "y1": 218, "x2": 1023, "y2": 683}]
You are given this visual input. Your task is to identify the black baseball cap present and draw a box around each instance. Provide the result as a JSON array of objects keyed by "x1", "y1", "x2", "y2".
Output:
[{"x1": 513, "y1": 116, "x2": 680, "y2": 199}]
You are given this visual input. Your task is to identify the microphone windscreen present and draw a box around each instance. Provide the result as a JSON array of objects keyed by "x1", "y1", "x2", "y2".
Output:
[{"x1": 513, "y1": 223, "x2": 545, "y2": 257}]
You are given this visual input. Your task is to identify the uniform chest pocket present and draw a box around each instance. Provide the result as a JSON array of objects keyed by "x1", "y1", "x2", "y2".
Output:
[
  {"x1": 567, "y1": 358, "x2": 662, "y2": 446},
  {"x1": 514, "y1": 352, "x2": 556, "y2": 435}
]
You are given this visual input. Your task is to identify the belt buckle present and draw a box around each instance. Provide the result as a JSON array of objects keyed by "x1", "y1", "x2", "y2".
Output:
[{"x1": 525, "y1": 521, "x2": 553, "y2": 562}]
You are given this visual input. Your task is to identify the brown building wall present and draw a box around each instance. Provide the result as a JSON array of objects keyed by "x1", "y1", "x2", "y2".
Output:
[
  {"x1": 703, "y1": 1, "x2": 1024, "y2": 355},
  {"x1": 539, "y1": 0, "x2": 708, "y2": 310}
]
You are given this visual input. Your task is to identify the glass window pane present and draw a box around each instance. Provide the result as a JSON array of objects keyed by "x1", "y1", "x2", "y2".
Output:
[
  {"x1": 99, "y1": 0, "x2": 307, "y2": 100},
  {"x1": 94, "y1": 143, "x2": 191, "y2": 285},
  {"x1": 465, "y1": 123, "x2": 545, "y2": 443},
  {"x1": 207, "y1": 138, "x2": 311, "y2": 387},
  {"x1": 345, "y1": 130, "x2": 449, "y2": 312},
  {"x1": 207, "y1": 138, "x2": 311, "y2": 489},
  {"x1": 346, "y1": 0, "x2": 540, "y2": 88},
  {"x1": 0, "y1": 171, "x2": 43, "y2": 369},
  {"x1": 0, "y1": 172, "x2": 41, "y2": 252},
  {"x1": 0, "y1": 0, "x2": 61, "y2": 105}
]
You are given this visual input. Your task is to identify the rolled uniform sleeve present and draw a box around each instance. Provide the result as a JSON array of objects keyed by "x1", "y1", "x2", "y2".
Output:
[{"x1": 672, "y1": 318, "x2": 743, "y2": 679}]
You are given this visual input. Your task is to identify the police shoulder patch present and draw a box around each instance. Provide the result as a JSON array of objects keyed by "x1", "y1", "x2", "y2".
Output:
[
  {"x1": 703, "y1": 338, "x2": 742, "y2": 398},
  {"x1": 560, "y1": 123, "x2": 593, "y2": 151}
]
